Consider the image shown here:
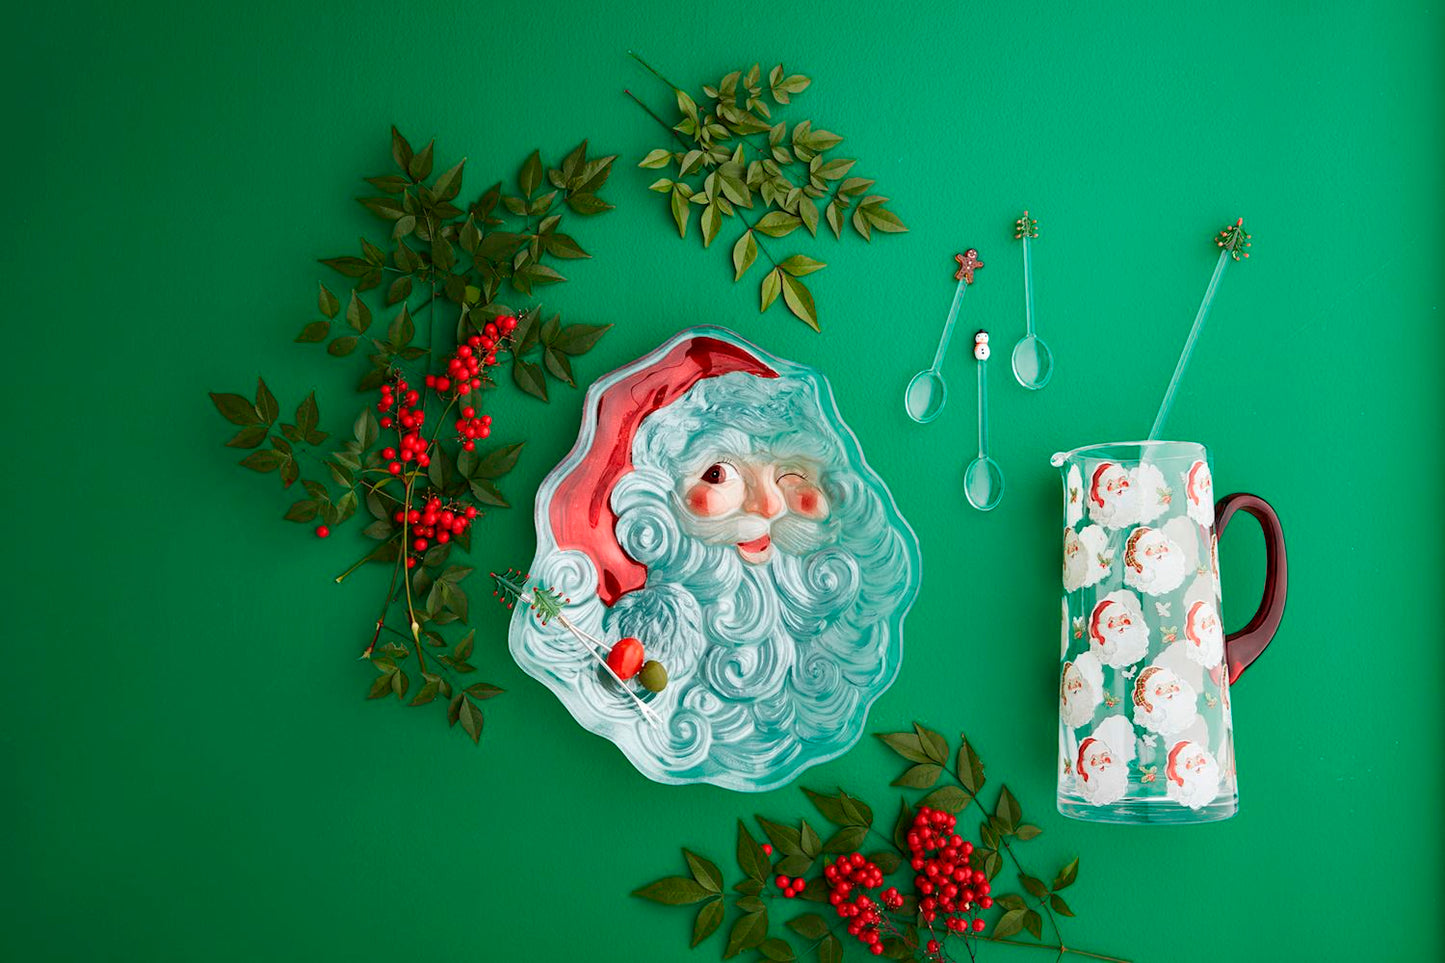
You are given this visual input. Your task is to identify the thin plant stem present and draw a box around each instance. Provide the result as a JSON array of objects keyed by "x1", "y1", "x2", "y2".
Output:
[{"x1": 980, "y1": 936, "x2": 1130, "y2": 963}]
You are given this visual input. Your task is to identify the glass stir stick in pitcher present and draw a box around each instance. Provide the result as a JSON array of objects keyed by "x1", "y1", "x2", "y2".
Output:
[{"x1": 964, "y1": 331, "x2": 1005, "y2": 511}]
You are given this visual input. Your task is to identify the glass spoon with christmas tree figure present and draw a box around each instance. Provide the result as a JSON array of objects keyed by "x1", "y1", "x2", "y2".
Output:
[
  {"x1": 1011, "y1": 210, "x2": 1055, "y2": 390},
  {"x1": 905, "y1": 249, "x2": 984, "y2": 423},
  {"x1": 491, "y1": 569, "x2": 666, "y2": 726}
]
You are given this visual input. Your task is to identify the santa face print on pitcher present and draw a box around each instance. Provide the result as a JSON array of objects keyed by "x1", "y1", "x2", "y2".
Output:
[{"x1": 1052, "y1": 441, "x2": 1288, "y2": 824}]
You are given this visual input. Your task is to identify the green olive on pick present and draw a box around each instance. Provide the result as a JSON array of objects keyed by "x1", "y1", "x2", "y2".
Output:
[{"x1": 639, "y1": 660, "x2": 668, "y2": 693}]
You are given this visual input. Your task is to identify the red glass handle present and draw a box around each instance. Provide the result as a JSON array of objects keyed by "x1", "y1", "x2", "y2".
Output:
[{"x1": 1214, "y1": 493, "x2": 1288, "y2": 684}]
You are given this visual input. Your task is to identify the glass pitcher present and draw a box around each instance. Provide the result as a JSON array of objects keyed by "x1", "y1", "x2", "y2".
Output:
[{"x1": 1052, "y1": 440, "x2": 1287, "y2": 824}]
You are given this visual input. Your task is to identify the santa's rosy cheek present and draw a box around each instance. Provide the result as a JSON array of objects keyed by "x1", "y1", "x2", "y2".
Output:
[{"x1": 686, "y1": 485, "x2": 730, "y2": 516}]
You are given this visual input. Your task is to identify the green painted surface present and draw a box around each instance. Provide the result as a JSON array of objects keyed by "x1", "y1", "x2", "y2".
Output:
[{"x1": 7, "y1": 2, "x2": 1441, "y2": 960}]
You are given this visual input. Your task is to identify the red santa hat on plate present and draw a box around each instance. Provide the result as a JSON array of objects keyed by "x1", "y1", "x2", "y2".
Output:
[{"x1": 550, "y1": 335, "x2": 778, "y2": 607}]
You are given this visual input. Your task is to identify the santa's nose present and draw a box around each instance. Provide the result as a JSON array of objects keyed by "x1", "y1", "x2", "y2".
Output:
[{"x1": 743, "y1": 472, "x2": 784, "y2": 518}]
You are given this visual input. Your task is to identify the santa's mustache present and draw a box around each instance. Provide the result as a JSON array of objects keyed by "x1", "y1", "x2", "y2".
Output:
[{"x1": 675, "y1": 503, "x2": 830, "y2": 556}]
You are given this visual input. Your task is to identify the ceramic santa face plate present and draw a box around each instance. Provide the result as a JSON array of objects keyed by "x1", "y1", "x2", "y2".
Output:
[{"x1": 510, "y1": 326, "x2": 921, "y2": 791}]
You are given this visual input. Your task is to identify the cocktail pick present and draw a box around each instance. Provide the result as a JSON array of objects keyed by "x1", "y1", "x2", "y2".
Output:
[
  {"x1": 964, "y1": 331, "x2": 1005, "y2": 511},
  {"x1": 491, "y1": 569, "x2": 663, "y2": 726},
  {"x1": 1011, "y1": 210, "x2": 1054, "y2": 390},
  {"x1": 1148, "y1": 219, "x2": 1252, "y2": 440},
  {"x1": 905, "y1": 249, "x2": 984, "y2": 423}
]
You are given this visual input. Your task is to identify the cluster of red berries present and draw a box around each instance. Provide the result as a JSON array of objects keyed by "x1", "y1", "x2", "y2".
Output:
[
  {"x1": 376, "y1": 379, "x2": 431, "y2": 475},
  {"x1": 396, "y1": 495, "x2": 478, "y2": 568},
  {"x1": 825, "y1": 852, "x2": 899, "y2": 956},
  {"x1": 427, "y1": 315, "x2": 518, "y2": 396},
  {"x1": 772, "y1": 873, "x2": 807, "y2": 899},
  {"x1": 454, "y1": 406, "x2": 492, "y2": 452},
  {"x1": 906, "y1": 806, "x2": 989, "y2": 947}
]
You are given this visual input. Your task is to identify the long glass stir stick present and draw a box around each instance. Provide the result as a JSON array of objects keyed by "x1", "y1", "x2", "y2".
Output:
[
  {"x1": 905, "y1": 249, "x2": 984, "y2": 423},
  {"x1": 1148, "y1": 219, "x2": 1252, "y2": 440},
  {"x1": 1011, "y1": 211, "x2": 1054, "y2": 389},
  {"x1": 964, "y1": 331, "x2": 1005, "y2": 511}
]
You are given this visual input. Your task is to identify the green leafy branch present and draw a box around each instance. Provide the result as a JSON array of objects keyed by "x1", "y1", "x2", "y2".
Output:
[
  {"x1": 628, "y1": 55, "x2": 906, "y2": 331},
  {"x1": 309, "y1": 127, "x2": 615, "y2": 401},
  {"x1": 210, "y1": 127, "x2": 615, "y2": 745},
  {"x1": 633, "y1": 723, "x2": 1126, "y2": 963}
]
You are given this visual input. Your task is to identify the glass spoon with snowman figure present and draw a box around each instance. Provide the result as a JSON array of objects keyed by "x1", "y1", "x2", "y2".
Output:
[{"x1": 965, "y1": 331, "x2": 1005, "y2": 511}]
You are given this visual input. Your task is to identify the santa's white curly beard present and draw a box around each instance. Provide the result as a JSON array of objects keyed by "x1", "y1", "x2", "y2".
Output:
[
  {"x1": 1166, "y1": 744, "x2": 1222, "y2": 810},
  {"x1": 600, "y1": 462, "x2": 909, "y2": 780}
]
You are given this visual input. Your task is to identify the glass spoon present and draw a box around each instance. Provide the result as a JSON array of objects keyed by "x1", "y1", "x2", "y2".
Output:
[
  {"x1": 964, "y1": 330, "x2": 1005, "y2": 511},
  {"x1": 905, "y1": 249, "x2": 984, "y2": 423},
  {"x1": 1011, "y1": 211, "x2": 1054, "y2": 390}
]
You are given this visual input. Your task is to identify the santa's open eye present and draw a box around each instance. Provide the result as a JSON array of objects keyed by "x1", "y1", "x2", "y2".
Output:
[{"x1": 701, "y1": 463, "x2": 731, "y2": 484}]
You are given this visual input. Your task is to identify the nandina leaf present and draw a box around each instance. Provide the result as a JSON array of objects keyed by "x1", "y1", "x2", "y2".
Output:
[
  {"x1": 892, "y1": 799, "x2": 913, "y2": 851},
  {"x1": 253, "y1": 379, "x2": 279, "y2": 425},
  {"x1": 471, "y1": 443, "x2": 523, "y2": 479},
  {"x1": 318, "y1": 282, "x2": 340, "y2": 318},
  {"x1": 458, "y1": 696, "x2": 484, "y2": 743},
  {"x1": 723, "y1": 908, "x2": 767, "y2": 959},
  {"x1": 993, "y1": 908, "x2": 1027, "y2": 939},
  {"x1": 821, "y1": 825, "x2": 867, "y2": 853},
  {"x1": 758, "y1": 938, "x2": 794, "y2": 961},
  {"x1": 735, "y1": 819, "x2": 768, "y2": 881},
  {"x1": 995, "y1": 785, "x2": 1022, "y2": 832},
  {"x1": 778, "y1": 254, "x2": 824, "y2": 278},
  {"x1": 328, "y1": 336, "x2": 358, "y2": 356},
  {"x1": 957, "y1": 735, "x2": 986, "y2": 794},
  {"x1": 512, "y1": 358, "x2": 547, "y2": 400},
  {"x1": 684, "y1": 849, "x2": 722, "y2": 893},
  {"x1": 876, "y1": 731, "x2": 930, "y2": 764},
  {"x1": 754, "y1": 211, "x2": 801, "y2": 237},
  {"x1": 284, "y1": 500, "x2": 318, "y2": 522},
  {"x1": 918, "y1": 785, "x2": 970, "y2": 814},
  {"x1": 1050, "y1": 893, "x2": 1075, "y2": 916},
  {"x1": 408, "y1": 139, "x2": 434, "y2": 181},
  {"x1": 799, "y1": 820, "x2": 820, "y2": 857},
  {"x1": 913, "y1": 723, "x2": 950, "y2": 764},
  {"x1": 1021, "y1": 873, "x2": 1049, "y2": 900},
  {"x1": 1016, "y1": 824, "x2": 1043, "y2": 840},
  {"x1": 320, "y1": 256, "x2": 371, "y2": 277},
  {"x1": 818, "y1": 935, "x2": 842, "y2": 963},
  {"x1": 1024, "y1": 910, "x2": 1043, "y2": 940},
  {"x1": 469, "y1": 479, "x2": 508, "y2": 508},
  {"x1": 691, "y1": 897, "x2": 724, "y2": 947},
  {"x1": 756, "y1": 817, "x2": 802, "y2": 856},
  {"x1": 1053, "y1": 857, "x2": 1079, "y2": 891},
  {"x1": 868, "y1": 850, "x2": 900, "y2": 874},
  {"x1": 295, "y1": 320, "x2": 329, "y2": 342},
  {"x1": 550, "y1": 323, "x2": 611, "y2": 356},
  {"x1": 732, "y1": 230, "x2": 757, "y2": 281},
  {"x1": 239, "y1": 450, "x2": 283, "y2": 473},
  {"x1": 226, "y1": 425, "x2": 268, "y2": 448},
  {"x1": 632, "y1": 876, "x2": 711, "y2": 906},
  {"x1": 518, "y1": 149, "x2": 542, "y2": 197},
  {"x1": 432, "y1": 158, "x2": 465, "y2": 201},
  {"x1": 759, "y1": 268, "x2": 781, "y2": 311},
  {"x1": 891, "y1": 763, "x2": 942, "y2": 789},
  {"x1": 786, "y1": 914, "x2": 828, "y2": 940},
  {"x1": 780, "y1": 274, "x2": 818, "y2": 331},
  {"x1": 368, "y1": 670, "x2": 395, "y2": 700}
]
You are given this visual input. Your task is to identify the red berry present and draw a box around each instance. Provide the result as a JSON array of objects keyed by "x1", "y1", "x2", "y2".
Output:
[
  {"x1": 388, "y1": 462, "x2": 402, "y2": 475},
  {"x1": 775, "y1": 875, "x2": 790, "y2": 889},
  {"x1": 972, "y1": 918, "x2": 986, "y2": 933},
  {"x1": 315, "y1": 525, "x2": 330, "y2": 538},
  {"x1": 761, "y1": 844, "x2": 773, "y2": 855},
  {"x1": 606, "y1": 637, "x2": 645, "y2": 680}
]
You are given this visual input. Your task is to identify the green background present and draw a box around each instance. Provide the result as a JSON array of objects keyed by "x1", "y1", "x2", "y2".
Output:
[{"x1": 8, "y1": 2, "x2": 1442, "y2": 961}]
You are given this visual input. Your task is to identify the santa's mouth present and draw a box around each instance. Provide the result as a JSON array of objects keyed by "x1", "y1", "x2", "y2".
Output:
[{"x1": 736, "y1": 534, "x2": 772, "y2": 561}]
